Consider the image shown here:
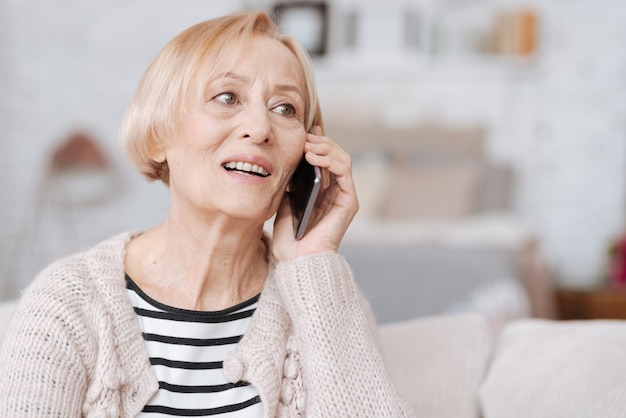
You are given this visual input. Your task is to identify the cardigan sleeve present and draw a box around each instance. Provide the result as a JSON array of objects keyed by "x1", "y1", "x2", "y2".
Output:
[
  {"x1": 0, "y1": 283, "x2": 88, "y2": 416},
  {"x1": 274, "y1": 252, "x2": 415, "y2": 417}
]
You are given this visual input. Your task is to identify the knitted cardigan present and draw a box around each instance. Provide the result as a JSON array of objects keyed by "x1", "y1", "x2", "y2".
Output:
[{"x1": 0, "y1": 232, "x2": 414, "y2": 417}]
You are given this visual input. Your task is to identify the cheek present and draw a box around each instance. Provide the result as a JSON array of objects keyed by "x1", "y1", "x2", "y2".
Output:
[
  {"x1": 164, "y1": 142, "x2": 208, "y2": 186},
  {"x1": 164, "y1": 152, "x2": 192, "y2": 190},
  {"x1": 284, "y1": 129, "x2": 307, "y2": 160},
  {"x1": 284, "y1": 141, "x2": 306, "y2": 176},
  {"x1": 288, "y1": 149, "x2": 303, "y2": 170},
  {"x1": 273, "y1": 140, "x2": 305, "y2": 194}
]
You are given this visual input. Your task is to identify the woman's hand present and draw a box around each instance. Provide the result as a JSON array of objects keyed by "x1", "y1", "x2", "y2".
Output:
[{"x1": 272, "y1": 126, "x2": 359, "y2": 261}]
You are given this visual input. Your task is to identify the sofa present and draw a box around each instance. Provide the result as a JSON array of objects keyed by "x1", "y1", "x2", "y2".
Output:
[
  {"x1": 1, "y1": 298, "x2": 625, "y2": 417},
  {"x1": 379, "y1": 313, "x2": 626, "y2": 418}
]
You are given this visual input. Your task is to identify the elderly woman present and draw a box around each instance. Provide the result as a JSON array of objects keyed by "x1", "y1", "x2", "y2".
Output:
[{"x1": 0, "y1": 11, "x2": 413, "y2": 417}]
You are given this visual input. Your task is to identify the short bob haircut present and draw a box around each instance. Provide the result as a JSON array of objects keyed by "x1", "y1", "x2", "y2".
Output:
[{"x1": 120, "y1": 11, "x2": 323, "y2": 185}]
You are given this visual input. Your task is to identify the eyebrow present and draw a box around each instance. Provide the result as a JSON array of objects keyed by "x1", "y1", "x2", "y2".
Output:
[
  {"x1": 218, "y1": 71, "x2": 304, "y2": 98},
  {"x1": 220, "y1": 71, "x2": 248, "y2": 83}
]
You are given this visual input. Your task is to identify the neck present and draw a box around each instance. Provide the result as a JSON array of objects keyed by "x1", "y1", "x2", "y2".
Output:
[{"x1": 126, "y1": 212, "x2": 269, "y2": 311}]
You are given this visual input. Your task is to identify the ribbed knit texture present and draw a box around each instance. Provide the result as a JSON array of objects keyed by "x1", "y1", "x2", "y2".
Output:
[
  {"x1": 0, "y1": 233, "x2": 414, "y2": 417},
  {"x1": 275, "y1": 253, "x2": 413, "y2": 416},
  {"x1": 0, "y1": 233, "x2": 158, "y2": 417}
]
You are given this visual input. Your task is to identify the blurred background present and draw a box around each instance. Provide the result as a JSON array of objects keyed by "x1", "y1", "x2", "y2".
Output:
[{"x1": 1, "y1": 0, "x2": 625, "y2": 326}]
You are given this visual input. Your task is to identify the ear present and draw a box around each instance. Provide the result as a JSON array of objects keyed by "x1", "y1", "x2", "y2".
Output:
[
  {"x1": 152, "y1": 148, "x2": 167, "y2": 164},
  {"x1": 149, "y1": 139, "x2": 167, "y2": 164}
]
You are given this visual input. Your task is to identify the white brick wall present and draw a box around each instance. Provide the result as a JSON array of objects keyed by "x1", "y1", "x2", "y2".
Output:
[
  {"x1": 0, "y1": 0, "x2": 245, "y2": 298},
  {"x1": 508, "y1": 0, "x2": 626, "y2": 284},
  {"x1": 1, "y1": 0, "x2": 625, "y2": 298},
  {"x1": 317, "y1": 0, "x2": 626, "y2": 286}
]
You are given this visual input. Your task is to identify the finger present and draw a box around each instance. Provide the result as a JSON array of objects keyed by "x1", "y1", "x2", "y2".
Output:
[
  {"x1": 304, "y1": 141, "x2": 332, "y2": 189},
  {"x1": 305, "y1": 149, "x2": 352, "y2": 178},
  {"x1": 304, "y1": 133, "x2": 354, "y2": 192},
  {"x1": 304, "y1": 141, "x2": 333, "y2": 156},
  {"x1": 305, "y1": 138, "x2": 350, "y2": 164},
  {"x1": 309, "y1": 125, "x2": 323, "y2": 136}
]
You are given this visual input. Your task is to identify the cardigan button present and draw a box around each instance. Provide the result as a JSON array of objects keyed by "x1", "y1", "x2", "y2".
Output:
[
  {"x1": 223, "y1": 353, "x2": 244, "y2": 382},
  {"x1": 283, "y1": 356, "x2": 299, "y2": 379},
  {"x1": 280, "y1": 380, "x2": 294, "y2": 403}
]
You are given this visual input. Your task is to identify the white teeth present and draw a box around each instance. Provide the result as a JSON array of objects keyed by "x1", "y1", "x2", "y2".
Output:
[{"x1": 224, "y1": 161, "x2": 269, "y2": 177}]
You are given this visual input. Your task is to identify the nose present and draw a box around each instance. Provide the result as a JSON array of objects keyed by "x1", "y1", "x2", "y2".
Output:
[{"x1": 241, "y1": 102, "x2": 271, "y2": 144}]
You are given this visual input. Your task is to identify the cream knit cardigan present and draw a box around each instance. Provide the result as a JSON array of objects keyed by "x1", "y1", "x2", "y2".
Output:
[{"x1": 0, "y1": 232, "x2": 414, "y2": 417}]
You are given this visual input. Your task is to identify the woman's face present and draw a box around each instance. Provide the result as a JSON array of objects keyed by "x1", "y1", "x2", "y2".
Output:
[{"x1": 160, "y1": 35, "x2": 308, "y2": 224}]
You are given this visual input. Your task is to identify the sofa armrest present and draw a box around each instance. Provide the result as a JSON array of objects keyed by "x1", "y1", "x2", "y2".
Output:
[{"x1": 379, "y1": 314, "x2": 492, "y2": 418}]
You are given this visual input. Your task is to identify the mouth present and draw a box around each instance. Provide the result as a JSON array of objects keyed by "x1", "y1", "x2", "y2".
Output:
[{"x1": 222, "y1": 161, "x2": 270, "y2": 177}]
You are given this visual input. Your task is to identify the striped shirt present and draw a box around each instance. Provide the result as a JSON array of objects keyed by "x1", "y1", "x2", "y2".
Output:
[{"x1": 126, "y1": 275, "x2": 263, "y2": 417}]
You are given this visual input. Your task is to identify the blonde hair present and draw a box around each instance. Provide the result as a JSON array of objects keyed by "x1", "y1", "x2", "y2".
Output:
[{"x1": 120, "y1": 11, "x2": 323, "y2": 185}]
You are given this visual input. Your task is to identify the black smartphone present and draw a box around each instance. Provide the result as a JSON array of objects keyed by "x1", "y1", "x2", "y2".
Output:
[{"x1": 289, "y1": 155, "x2": 322, "y2": 240}]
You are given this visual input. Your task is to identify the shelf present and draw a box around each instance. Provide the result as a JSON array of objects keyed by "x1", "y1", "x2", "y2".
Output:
[
  {"x1": 312, "y1": 52, "x2": 540, "y2": 83},
  {"x1": 555, "y1": 287, "x2": 626, "y2": 320}
]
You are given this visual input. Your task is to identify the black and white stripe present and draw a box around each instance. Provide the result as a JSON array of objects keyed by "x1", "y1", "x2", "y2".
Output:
[{"x1": 126, "y1": 275, "x2": 262, "y2": 417}]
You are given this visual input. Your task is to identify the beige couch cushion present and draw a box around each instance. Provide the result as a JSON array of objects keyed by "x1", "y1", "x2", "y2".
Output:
[
  {"x1": 480, "y1": 319, "x2": 626, "y2": 418},
  {"x1": 382, "y1": 161, "x2": 480, "y2": 220},
  {"x1": 379, "y1": 314, "x2": 492, "y2": 418}
]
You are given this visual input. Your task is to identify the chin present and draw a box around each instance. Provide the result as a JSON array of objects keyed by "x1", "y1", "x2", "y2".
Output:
[{"x1": 225, "y1": 204, "x2": 275, "y2": 225}]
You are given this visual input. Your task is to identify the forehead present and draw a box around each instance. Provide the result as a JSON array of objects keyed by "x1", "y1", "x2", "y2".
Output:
[{"x1": 213, "y1": 35, "x2": 305, "y2": 88}]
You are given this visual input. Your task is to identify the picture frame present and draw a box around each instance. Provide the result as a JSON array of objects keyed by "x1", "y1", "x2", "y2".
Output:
[{"x1": 273, "y1": 1, "x2": 329, "y2": 57}]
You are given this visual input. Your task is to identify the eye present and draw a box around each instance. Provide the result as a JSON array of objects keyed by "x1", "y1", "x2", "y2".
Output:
[
  {"x1": 215, "y1": 92, "x2": 238, "y2": 105},
  {"x1": 273, "y1": 103, "x2": 297, "y2": 117}
]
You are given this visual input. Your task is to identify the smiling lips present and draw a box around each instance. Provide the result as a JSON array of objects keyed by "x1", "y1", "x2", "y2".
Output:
[{"x1": 223, "y1": 161, "x2": 270, "y2": 177}]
